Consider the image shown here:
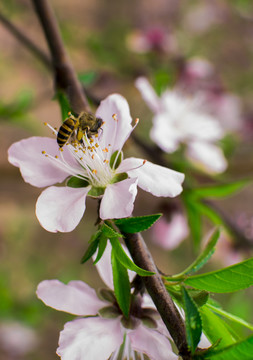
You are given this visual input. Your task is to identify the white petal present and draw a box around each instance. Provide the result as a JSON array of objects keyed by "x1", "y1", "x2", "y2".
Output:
[
  {"x1": 129, "y1": 324, "x2": 178, "y2": 360},
  {"x1": 57, "y1": 317, "x2": 123, "y2": 360},
  {"x1": 8, "y1": 137, "x2": 72, "y2": 187},
  {"x1": 187, "y1": 141, "x2": 227, "y2": 173},
  {"x1": 36, "y1": 280, "x2": 105, "y2": 316},
  {"x1": 150, "y1": 114, "x2": 181, "y2": 153},
  {"x1": 96, "y1": 94, "x2": 133, "y2": 153},
  {"x1": 119, "y1": 158, "x2": 184, "y2": 197},
  {"x1": 99, "y1": 178, "x2": 138, "y2": 220},
  {"x1": 36, "y1": 186, "x2": 90, "y2": 232},
  {"x1": 152, "y1": 214, "x2": 189, "y2": 250},
  {"x1": 135, "y1": 77, "x2": 161, "y2": 113}
]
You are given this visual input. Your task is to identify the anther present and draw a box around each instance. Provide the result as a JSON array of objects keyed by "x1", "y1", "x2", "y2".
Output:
[
  {"x1": 92, "y1": 169, "x2": 97, "y2": 174},
  {"x1": 41, "y1": 151, "x2": 46, "y2": 154}
]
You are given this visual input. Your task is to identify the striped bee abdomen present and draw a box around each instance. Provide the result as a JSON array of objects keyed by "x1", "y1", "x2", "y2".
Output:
[{"x1": 57, "y1": 118, "x2": 77, "y2": 147}]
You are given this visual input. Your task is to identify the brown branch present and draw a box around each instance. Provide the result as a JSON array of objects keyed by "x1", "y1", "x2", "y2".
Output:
[
  {"x1": 124, "y1": 232, "x2": 191, "y2": 359},
  {"x1": 31, "y1": 0, "x2": 90, "y2": 113},
  {"x1": 27, "y1": 1, "x2": 191, "y2": 357}
]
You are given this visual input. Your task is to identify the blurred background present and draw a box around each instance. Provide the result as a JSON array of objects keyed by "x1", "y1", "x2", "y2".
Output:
[{"x1": 0, "y1": 0, "x2": 253, "y2": 358}]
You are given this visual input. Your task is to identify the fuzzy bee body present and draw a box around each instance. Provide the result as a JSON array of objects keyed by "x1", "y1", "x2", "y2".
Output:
[{"x1": 57, "y1": 112, "x2": 103, "y2": 147}]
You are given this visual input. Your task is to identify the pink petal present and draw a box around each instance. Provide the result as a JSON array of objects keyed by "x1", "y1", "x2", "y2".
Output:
[
  {"x1": 129, "y1": 324, "x2": 177, "y2": 360},
  {"x1": 36, "y1": 280, "x2": 105, "y2": 316},
  {"x1": 187, "y1": 141, "x2": 227, "y2": 173},
  {"x1": 118, "y1": 158, "x2": 184, "y2": 197},
  {"x1": 152, "y1": 214, "x2": 189, "y2": 250},
  {"x1": 36, "y1": 186, "x2": 90, "y2": 232},
  {"x1": 8, "y1": 137, "x2": 72, "y2": 187},
  {"x1": 57, "y1": 317, "x2": 123, "y2": 360},
  {"x1": 94, "y1": 242, "x2": 114, "y2": 289},
  {"x1": 135, "y1": 77, "x2": 161, "y2": 113},
  {"x1": 99, "y1": 178, "x2": 138, "y2": 220},
  {"x1": 96, "y1": 94, "x2": 133, "y2": 153}
]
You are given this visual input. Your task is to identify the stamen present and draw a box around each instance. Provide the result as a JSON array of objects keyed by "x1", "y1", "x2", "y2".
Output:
[{"x1": 43, "y1": 122, "x2": 58, "y2": 135}]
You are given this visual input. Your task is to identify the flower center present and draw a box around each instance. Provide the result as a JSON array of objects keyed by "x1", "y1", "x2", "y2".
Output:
[{"x1": 42, "y1": 121, "x2": 122, "y2": 189}]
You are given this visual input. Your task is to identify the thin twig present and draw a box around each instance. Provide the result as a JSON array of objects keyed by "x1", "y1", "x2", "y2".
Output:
[
  {"x1": 31, "y1": 0, "x2": 90, "y2": 113},
  {"x1": 0, "y1": 11, "x2": 52, "y2": 70}
]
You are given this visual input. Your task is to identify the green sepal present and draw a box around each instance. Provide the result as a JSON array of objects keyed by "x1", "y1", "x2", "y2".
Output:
[
  {"x1": 110, "y1": 150, "x2": 123, "y2": 169},
  {"x1": 88, "y1": 186, "x2": 105, "y2": 197},
  {"x1": 67, "y1": 176, "x2": 89, "y2": 188},
  {"x1": 110, "y1": 172, "x2": 128, "y2": 184},
  {"x1": 111, "y1": 248, "x2": 131, "y2": 317},
  {"x1": 184, "y1": 257, "x2": 253, "y2": 293},
  {"x1": 182, "y1": 287, "x2": 202, "y2": 354},
  {"x1": 109, "y1": 237, "x2": 154, "y2": 276},
  {"x1": 114, "y1": 214, "x2": 162, "y2": 233},
  {"x1": 80, "y1": 230, "x2": 101, "y2": 264}
]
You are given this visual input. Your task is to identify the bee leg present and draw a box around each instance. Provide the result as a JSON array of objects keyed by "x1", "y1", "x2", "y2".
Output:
[{"x1": 77, "y1": 128, "x2": 84, "y2": 142}]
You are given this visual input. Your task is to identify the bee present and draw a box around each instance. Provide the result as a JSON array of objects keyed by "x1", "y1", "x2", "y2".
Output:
[{"x1": 57, "y1": 111, "x2": 103, "y2": 147}]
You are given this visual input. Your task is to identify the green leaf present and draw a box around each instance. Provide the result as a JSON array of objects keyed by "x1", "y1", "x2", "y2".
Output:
[
  {"x1": 100, "y1": 223, "x2": 123, "y2": 238},
  {"x1": 182, "y1": 287, "x2": 202, "y2": 353},
  {"x1": 114, "y1": 214, "x2": 162, "y2": 233},
  {"x1": 175, "y1": 229, "x2": 220, "y2": 278},
  {"x1": 55, "y1": 90, "x2": 71, "y2": 121},
  {"x1": 200, "y1": 305, "x2": 237, "y2": 349},
  {"x1": 93, "y1": 235, "x2": 107, "y2": 264},
  {"x1": 194, "y1": 201, "x2": 225, "y2": 226},
  {"x1": 167, "y1": 286, "x2": 209, "y2": 308},
  {"x1": 109, "y1": 237, "x2": 154, "y2": 276},
  {"x1": 184, "y1": 257, "x2": 253, "y2": 293},
  {"x1": 206, "y1": 303, "x2": 253, "y2": 331},
  {"x1": 80, "y1": 231, "x2": 101, "y2": 264},
  {"x1": 205, "y1": 335, "x2": 253, "y2": 360},
  {"x1": 67, "y1": 176, "x2": 89, "y2": 188},
  {"x1": 111, "y1": 248, "x2": 131, "y2": 317},
  {"x1": 192, "y1": 180, "x2": 250, "y2": 199},
  {"x1": 183, "y1": 193, "x2": 202, "y2": 249}
]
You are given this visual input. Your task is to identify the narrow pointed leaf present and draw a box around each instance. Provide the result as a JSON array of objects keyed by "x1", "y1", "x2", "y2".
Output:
[
  {"x1": 192, "y1": 180, "x2": 250, "y2": 199},
  {"x1": 184, "y1": 257, "x2": 253, "y2": 293},
  {"x1": 205, "y1": 335, "x2": 253, "y2": 359},
  {"x1": 206, "y1": 303, "x2": 253, "y2": 331},
  {"x1": 114, "y1": 214, "x2": 162, "y2": 233},
  {"x1": 93, "y1": 235, "x2": 107, "y2": 264},
  {"x1": 200, "y1": 305, "x2": 236, "y2": 349},
  {"x1": 80, "y1": 230, "x2": 102, "y2": 264},
  {"x1": 182, "y1": 287, "x2": 202, "y2": 353},
  {"x1": 109, "y1": 238, "x2": 154, "y2": 276},
  {"x1": 178, "y1": 229, "x2": 220, "y2": 277},
  {"x1": 111, "y1": 248, "x2": 131, "y2": 317}
]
